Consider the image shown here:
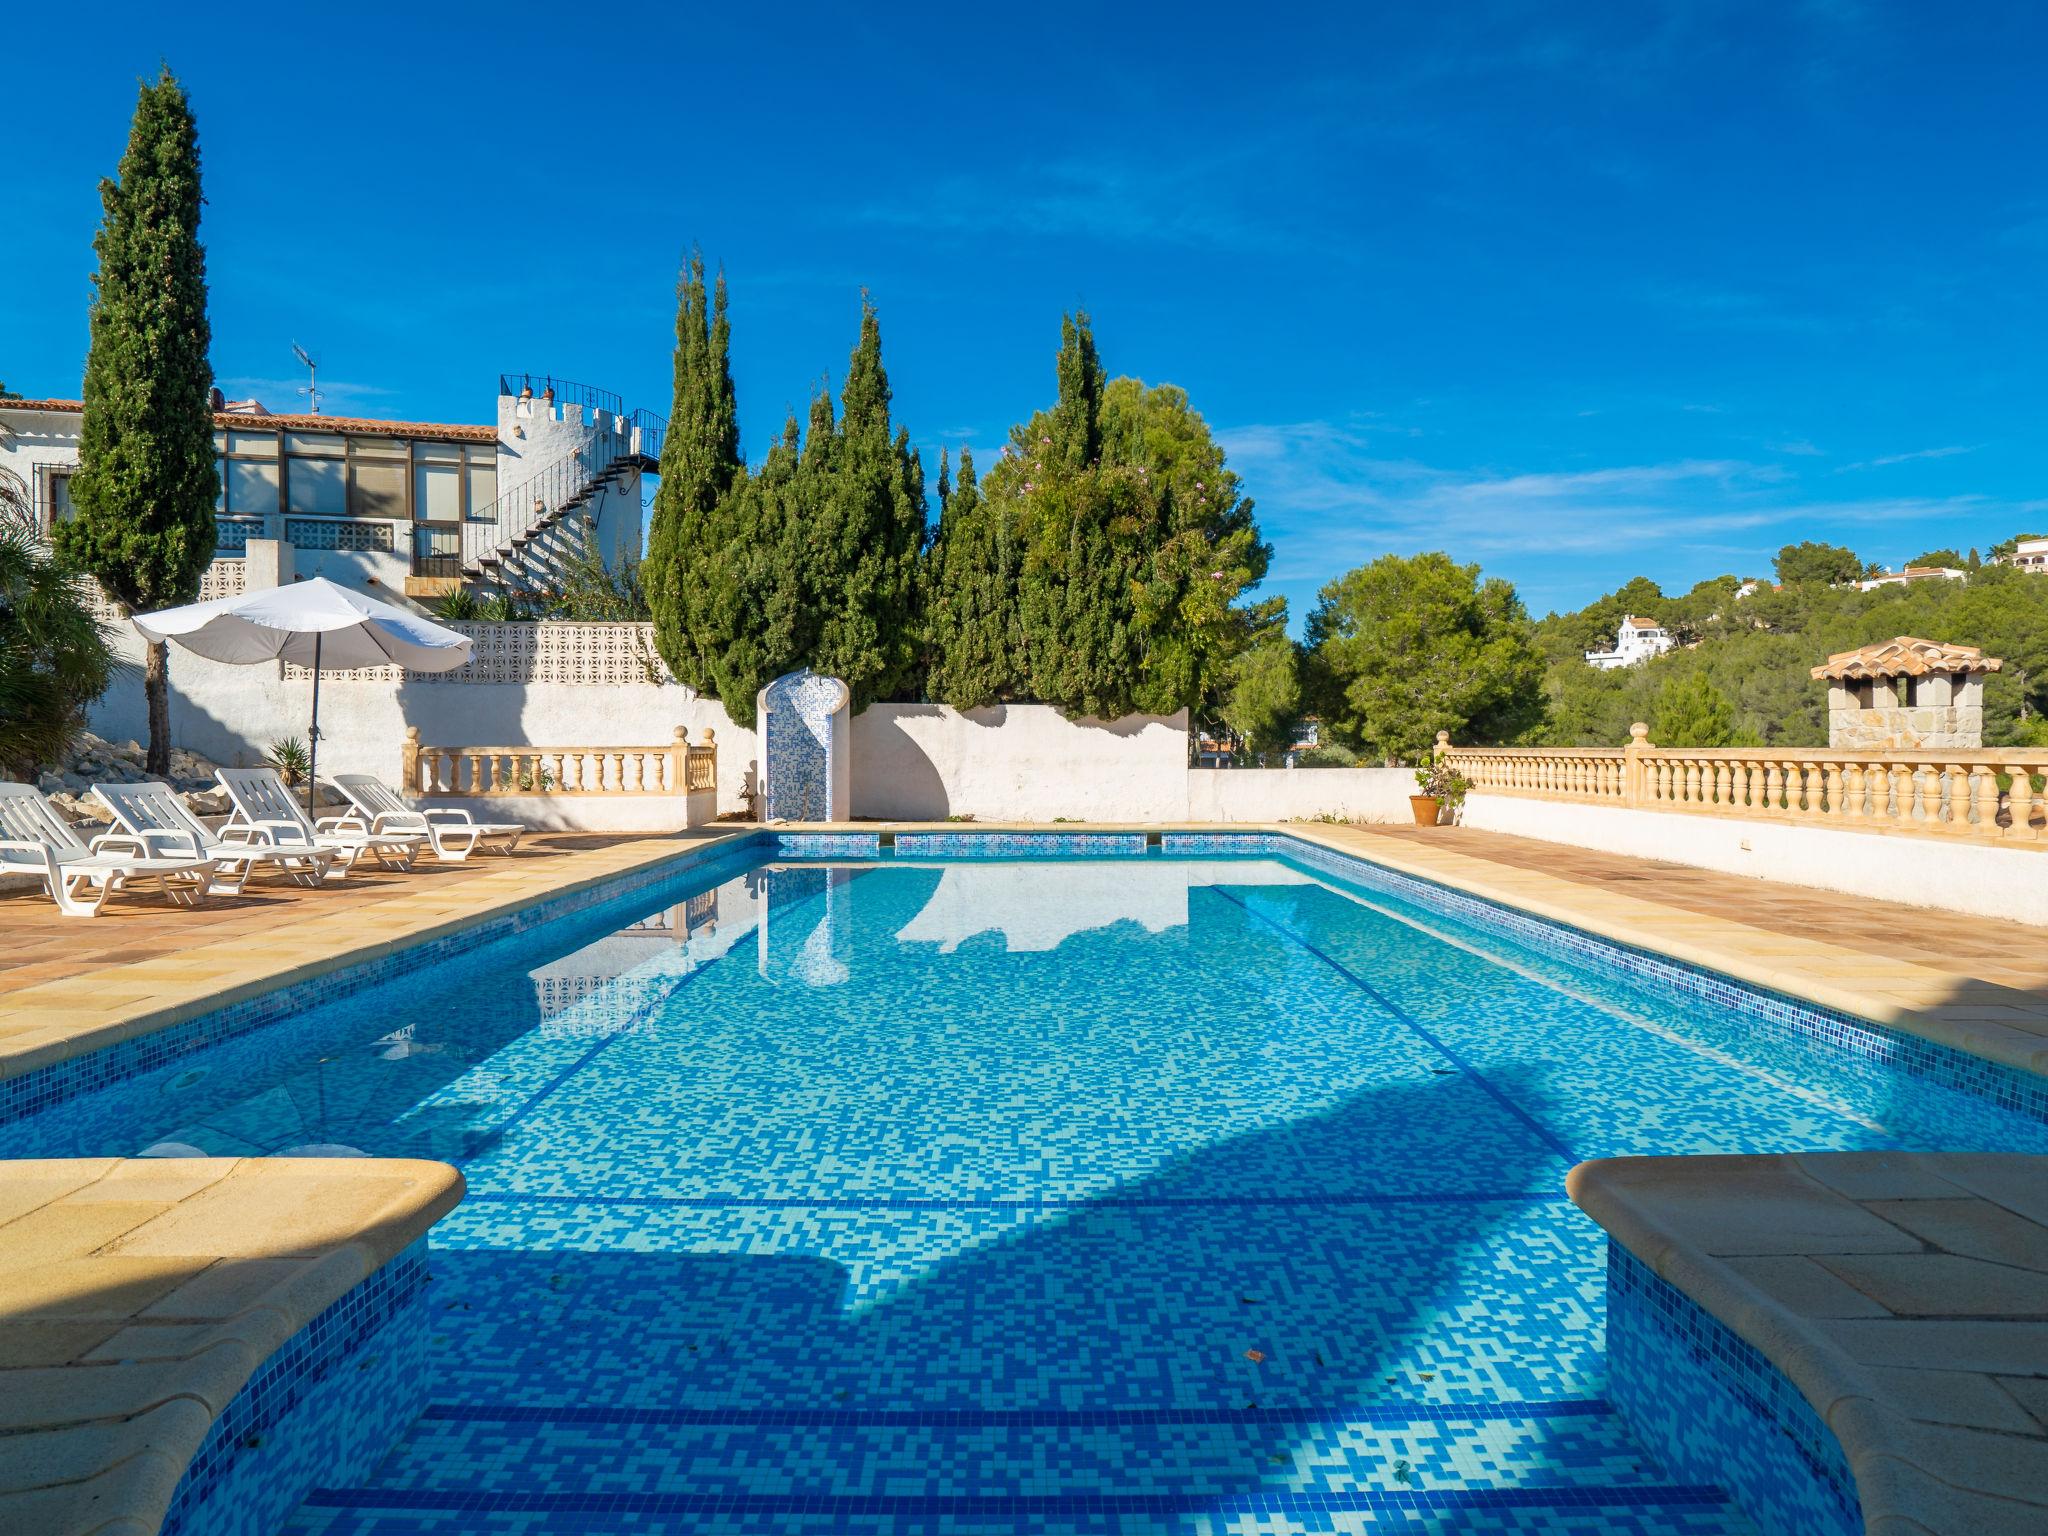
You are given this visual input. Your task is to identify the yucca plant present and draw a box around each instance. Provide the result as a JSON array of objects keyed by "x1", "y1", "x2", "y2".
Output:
[{"x1": 266, "y1": 736, "x2": 311, "y2": 787}]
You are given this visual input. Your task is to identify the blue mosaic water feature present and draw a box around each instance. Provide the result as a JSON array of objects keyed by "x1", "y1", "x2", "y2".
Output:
[{"x1": 9, "y1": 841, "x2": 2045, "y2": 1534}]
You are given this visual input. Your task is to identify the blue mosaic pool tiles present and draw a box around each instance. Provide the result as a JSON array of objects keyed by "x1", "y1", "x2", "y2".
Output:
[
  {"x1": 891, "y1": 831, "x2": 1150, "y2": 858},
  {"x1": 1264, "y1": 831, "x2": 2048, "y2": 1128},
  {"x1": 163, "y1": 1239, "x2": 432, "y2": 1536},
  {"x1": 0, "y1": 835, "x2": 769, "y2": 1127},
  {"x1": 774, "y1": 831, "x2": 881, "y2": 857},
  {"x1": 1606, "y1": 1245, "x2": 1860, "y2": 1536}
]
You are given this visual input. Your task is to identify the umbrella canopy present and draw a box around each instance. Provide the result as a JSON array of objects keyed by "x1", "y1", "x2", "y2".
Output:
[
  {"x1": 132, "y1": 577, "x2": 473, "y2": 671},
  {"x1": 132, "y1": 577, "x2": 472, "y2": 812}
]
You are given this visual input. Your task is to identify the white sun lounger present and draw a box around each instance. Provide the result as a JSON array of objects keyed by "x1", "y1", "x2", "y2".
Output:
[
  {"x1": 92, "y1": 780, "x2": 337, "y2": 894},
  {"x1": 0, "y1": 781, "x2": 218, "y2": 917},
  {"x1": 216, "y1": 767, "x2": 424, "y2": 874},
  {"x1": 332, "y1": 774, "x2": 525, "y2": 861}
]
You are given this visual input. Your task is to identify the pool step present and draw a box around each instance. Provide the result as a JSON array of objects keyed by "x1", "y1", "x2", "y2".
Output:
[{"x1": 288, "y1": 1399, "x2": 1757, "y2": 1532}]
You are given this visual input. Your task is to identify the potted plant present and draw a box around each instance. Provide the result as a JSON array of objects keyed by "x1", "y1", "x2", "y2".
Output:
[{"x1": 1411, "y1": 760, "x2": 1470, "y2": 826}]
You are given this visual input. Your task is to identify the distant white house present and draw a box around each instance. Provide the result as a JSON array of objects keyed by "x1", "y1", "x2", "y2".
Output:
[
  {"x1": 2005, "y1": 537, "x2": 2048, "y2": 573},
  {"x1": 1585, "y1": 614, "x2": 1675, "y2": 670},
  {"x1": 1853, "y1": 565, "x2": 1967, "y2": 592}
]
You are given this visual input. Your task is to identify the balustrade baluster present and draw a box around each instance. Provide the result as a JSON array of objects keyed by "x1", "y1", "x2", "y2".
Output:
[
  {"x1": 1969, "y1": 765, "x2": 1998, "y2": 836},
  {"x1": 2009, "y1": 764, "x2": 2039, "y2": 842},
  {"x1": 1939, "y1": 764, "x2": 1970, "y2": 833},
  {"x1": 1885, "y1": 764, "x2": 1911, "y2": 828}
]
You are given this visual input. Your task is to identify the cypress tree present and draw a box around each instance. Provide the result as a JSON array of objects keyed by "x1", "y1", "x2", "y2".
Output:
[
  {"x1": 645, "y1": 250, "x2": 742, "y2": 694},
  {"x1": 801, "y1": 298, "x2": 925, "y2": 710},
  {"x1": 924, "y1": 445, "x2": 1024, "y2": 709},
  {"x1": 56, "y1": 67, "x2": 217, "y2": 776}
]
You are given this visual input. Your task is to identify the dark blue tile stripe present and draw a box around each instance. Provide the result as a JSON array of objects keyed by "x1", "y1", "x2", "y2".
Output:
[
  {"x1": 302, "y1": 1484, "x2": 1734, "y2": 1516},
  {"x1": 417, "y1": 1398, "x2": 1618, "y2": 1429},
  {"x1": 457, "y1": 1190, "x2": 1569, "y2": 1211},
  {"x1": 1203, "y1": 884, "x2": 1579, "y2": 1164}
]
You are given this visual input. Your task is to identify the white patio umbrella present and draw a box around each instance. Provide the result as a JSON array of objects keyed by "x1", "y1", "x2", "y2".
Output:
[{"x1": 132, "y1": 577, "x2": 472, "y2": 810}]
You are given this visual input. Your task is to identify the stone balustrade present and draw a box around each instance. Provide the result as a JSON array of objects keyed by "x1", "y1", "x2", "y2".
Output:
[
  {"x1": 1439, "y1": 724, "x2": 2048, "y2": 846},
  {"x1": 402, "y1": 725, "x2": 716, "y2": 798}
]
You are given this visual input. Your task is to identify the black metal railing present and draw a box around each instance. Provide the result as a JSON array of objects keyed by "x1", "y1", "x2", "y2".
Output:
[
  {"x1": 498, "y1": 373, "x2": 624, "y2": 418},
  {"x1": 407, "y1": 382, "x2": 668, "y2": 577}
]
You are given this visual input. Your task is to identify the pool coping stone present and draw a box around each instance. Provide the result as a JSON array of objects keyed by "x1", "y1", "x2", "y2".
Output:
[
  {"x1": 0, "y1": 1155, "x2": 462, "y2": 1534},
  {"x1": 1570, "y1": 1151, "x2": 2048, "y2": 1535}
]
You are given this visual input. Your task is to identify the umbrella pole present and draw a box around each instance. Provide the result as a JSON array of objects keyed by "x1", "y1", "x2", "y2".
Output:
[{"x1": 306, "y1": 632, "x2": 322, "y2": 818}]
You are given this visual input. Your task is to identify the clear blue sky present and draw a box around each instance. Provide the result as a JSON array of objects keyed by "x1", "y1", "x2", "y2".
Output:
[{"x1": 5, "y1": 2, "x2": 2043, "y2": 622}]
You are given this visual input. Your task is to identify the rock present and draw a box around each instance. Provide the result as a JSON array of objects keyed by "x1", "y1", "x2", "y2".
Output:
[
  {"x1": 182, "y1": 789, "x2": 229, "y2": 817},
  {"x1": 50, "y1": 791, "x2": 113, "y2": 826},
  {"x1": 36, "y1": 771, "x2": 64, "y2": 794}
]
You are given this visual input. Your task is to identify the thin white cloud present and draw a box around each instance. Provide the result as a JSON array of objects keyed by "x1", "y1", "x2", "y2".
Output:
[
  {"x1": 1770, "y1": 439, "x2": 1824, "y2": 456},
  {"x1": 1219, "y1": 418, "x2": 2012, "y2": 584},
  {"x1": 1836, "y1": 444, "x2": 1980, "y2": 472}
]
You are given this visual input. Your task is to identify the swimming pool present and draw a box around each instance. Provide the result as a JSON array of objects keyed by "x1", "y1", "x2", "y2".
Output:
[{"x1": 11, "y1": 837, "x2": 2045, "y2": 1533}]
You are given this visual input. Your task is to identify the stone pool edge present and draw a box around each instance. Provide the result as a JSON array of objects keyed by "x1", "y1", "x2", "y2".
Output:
[
  {"x1": 1569, "y1": 1152, "x2": 2048, "y2": 1536},
  {"x1": 0, "y1": 1155, "x2": 463, "y2": 1535}
]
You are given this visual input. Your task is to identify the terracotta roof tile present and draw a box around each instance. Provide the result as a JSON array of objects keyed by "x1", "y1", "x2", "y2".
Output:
[
  {"x1": 0, "y1": 397, "x2": 494, "y2": 443},
  {"x1": 1812, "y1": 636, "x2": 2003, "y2": 681}
]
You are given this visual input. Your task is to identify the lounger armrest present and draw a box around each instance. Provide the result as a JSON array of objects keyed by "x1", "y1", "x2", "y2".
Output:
[
  {"x1": 0, "y1": 840, "x2": 63, "y2": 881},
  {"x1": 101, "y1": 827, "x2": 203, "y2": 859},
  {"x1": 317, "y1": 813, "x2": 368, "y2": 834},
  {"x1": 89, "y1": 830, "x2": 154, "y2": 859},
  {"x1": 420, "y1": 808, "x2": 477, "y2": 826},
  {"x1": 214, "y1": 824, "x2": 268, "y2": 846},
  {"x1": 242, "y1": 819, "x2": 313, "y2": 847},
  {"x1": 369, "y1": 810, "x2": 430, "y2": 833}
]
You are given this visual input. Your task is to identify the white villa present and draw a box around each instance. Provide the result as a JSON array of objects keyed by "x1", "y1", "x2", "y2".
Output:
[
  {"x1": 0, "y1": 374, "x2": 660, "y2": 610},
  {"x1": 1853, "y1": 564, "x2": 1967, "y2": 592},
  {"x1": 2005, "y1": 537, "x2": 2048, "y2": 573},
  {"x1": 1584, "y1": 614, "x2": 1675, "y2": 669}
]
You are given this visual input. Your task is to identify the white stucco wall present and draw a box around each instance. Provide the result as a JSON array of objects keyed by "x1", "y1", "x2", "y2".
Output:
[
  {"x1": 1186, "y1": 767, "x2": 1416, "y2": 824},
  {"x1": 849, "y1": 705, "x2": 1192, "y2": 821},
  {"x1": 88, "y1": 636, "x2": 758, "y2": 821},
  {"x1": 1463, "y1": 792, "x2": 2048, "y2": 927}
]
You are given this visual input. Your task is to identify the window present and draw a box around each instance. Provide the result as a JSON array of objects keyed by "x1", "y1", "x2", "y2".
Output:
[
  {"x1": 413, "y1": 460, "x2": 462, "y2": 523},
  {"x1": 41, "y1": 466, "x2": 76, "y2": 528},
  {"x1": 350, "y1": 457, "x2": 407, "y2": 520},
  {"x1": 288, "y1": 456, "x2": 346, "y2": 515},
  {"x1": 226, "y1": 458, "x2": 280, "y2": 514},
  {"x1": 466, "y1": 446, "x2": 496, "y2": 520},
  {"x1": 217, "y1": 428, "x2": 283, "y2": 516},
  {"x1": 284, "y1": 432, "x2": 346, "y2": 516}
]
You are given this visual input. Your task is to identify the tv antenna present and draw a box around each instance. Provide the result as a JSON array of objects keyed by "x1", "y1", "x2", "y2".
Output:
[{"x1": 292, "y1": 342, "x2": 322, "y2": 415}]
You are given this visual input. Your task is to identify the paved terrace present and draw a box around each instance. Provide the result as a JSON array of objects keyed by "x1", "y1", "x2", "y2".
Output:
[{"x1": 1, "y1": 821, "x2": 2045, "y2": 1086}]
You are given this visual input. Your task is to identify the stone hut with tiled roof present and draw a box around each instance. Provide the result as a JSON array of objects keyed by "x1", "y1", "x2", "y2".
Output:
[{"x1": 1811, "y1": 637, "x2": 2002, "y2": 750}]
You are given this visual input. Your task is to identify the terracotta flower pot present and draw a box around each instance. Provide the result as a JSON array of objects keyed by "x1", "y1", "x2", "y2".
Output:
[{"x1": 1409, "y1": 794, "x2": 1442, "y2": 826}]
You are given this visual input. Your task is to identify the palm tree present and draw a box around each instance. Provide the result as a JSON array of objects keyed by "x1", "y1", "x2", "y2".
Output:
[{"x1": 0, "y1": 472, "x2": 117, "y2": 776}]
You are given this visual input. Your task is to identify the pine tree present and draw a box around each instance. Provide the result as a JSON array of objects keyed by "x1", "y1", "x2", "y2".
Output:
[
  {"x1": 54, "y1": 68, "x2": 217, "y2": 776},
  {"x1": 645, "y1": 251, "x2": 742, "y2": 694},
  {"x1": 990, "y1": 313, "x2": 1271, "y2": 721}
]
